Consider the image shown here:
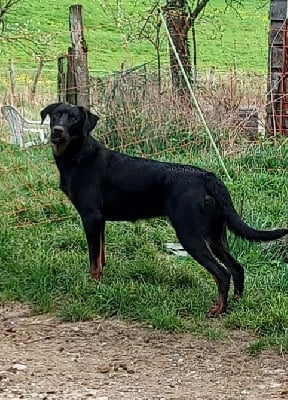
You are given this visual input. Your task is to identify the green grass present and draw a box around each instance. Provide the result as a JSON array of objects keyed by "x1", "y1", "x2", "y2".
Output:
[
  {"x1": 0, "y1": 0, "x2": 269, "y2": 77},
  {"x1": 0, "y1": 140, "x2": 287, "y2": 352}
]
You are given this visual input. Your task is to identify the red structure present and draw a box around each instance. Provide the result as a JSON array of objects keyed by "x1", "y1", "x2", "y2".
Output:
[
  {"x1": 279, "y1": 17, "x2": 288, "y2": 134},
  {"x1": 266, "y1": 0, "x2": 288, "y2": 136}
]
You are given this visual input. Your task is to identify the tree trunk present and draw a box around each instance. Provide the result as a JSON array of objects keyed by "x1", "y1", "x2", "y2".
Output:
[{"x1": 165, "y1": 0, "x2": 192, "y2": 98}]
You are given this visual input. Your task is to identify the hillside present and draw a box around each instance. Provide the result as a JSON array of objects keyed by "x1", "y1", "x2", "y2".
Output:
[{"x1": 0, "y1": 0, "x2": 270, "y2": 77}]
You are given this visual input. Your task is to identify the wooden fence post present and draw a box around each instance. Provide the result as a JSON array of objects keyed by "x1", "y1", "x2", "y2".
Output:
[
  {"x1": 57, "y1": 55, "x2": 66, "y2": 102},
  {"x1": 69, "y1": 4, "x2": 90, "y2": 109},
  {"x1": 66, "y1": 47, "x2": 77, "y2": 105},
  {"x1": 8, "y1": 59, "x2": 16, "y2": 105}
]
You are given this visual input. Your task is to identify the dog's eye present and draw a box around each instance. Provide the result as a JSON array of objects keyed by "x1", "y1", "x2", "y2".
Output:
[
  {"x1": 54, "y1": 113, "x2": 60, "y2": 118},
  {"x1": 69, "y1": 115, "x2": 77, "y2": 123}
]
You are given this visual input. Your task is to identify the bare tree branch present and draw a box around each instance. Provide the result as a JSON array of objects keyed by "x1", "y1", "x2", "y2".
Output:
[
  {"x1": 0, "y1": 0, "x2": 21, "y2": 19},
  {"x1": 138, "y1": 1, "x2": 160, "y2": 40},
  {"x1": 224, "y1": 0, "x2": 243, "y2": 18},
  {"x1": 190, "y1": 0, "x2": 210, "y2": 20},
  {"x1": 0, "y1": 0, "x2": 22, "y2": 32}
]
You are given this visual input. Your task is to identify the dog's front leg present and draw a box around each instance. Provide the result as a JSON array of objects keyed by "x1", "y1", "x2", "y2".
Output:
[
  {"x1": 101, "y1": 221, "x2": 106, "y2": 268},
  {"x1": 81, "y1": 212, "x2": 105, "y2": 281}
]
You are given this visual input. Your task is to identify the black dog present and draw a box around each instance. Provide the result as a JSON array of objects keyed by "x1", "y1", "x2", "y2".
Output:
[{"x1": 40, "y1": 103, "x2": 288, "y2": 317}]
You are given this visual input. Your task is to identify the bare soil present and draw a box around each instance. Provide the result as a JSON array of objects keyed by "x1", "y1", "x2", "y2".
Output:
[{"x1": 0, "y1": 303, "x2": 287, "y2": 400}]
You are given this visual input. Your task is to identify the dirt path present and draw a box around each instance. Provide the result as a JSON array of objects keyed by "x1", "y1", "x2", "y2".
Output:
[{"x1": 0, "y1": 303, "x2": 287, "y2": 400}]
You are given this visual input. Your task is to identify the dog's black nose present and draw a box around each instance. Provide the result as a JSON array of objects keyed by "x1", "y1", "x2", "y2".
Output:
[{"x1": 52, "y1": 126, "x2": 64, "y2": 136}]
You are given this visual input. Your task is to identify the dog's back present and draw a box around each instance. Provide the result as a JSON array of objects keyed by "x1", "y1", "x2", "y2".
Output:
[{"x1": 79, "y1": 145, "x2": 205, "y2": 221}]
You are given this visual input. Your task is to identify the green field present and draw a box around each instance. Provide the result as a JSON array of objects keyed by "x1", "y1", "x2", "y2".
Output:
[{"x1": 0, "y1": 0, "x2": 269, "y2": 77}]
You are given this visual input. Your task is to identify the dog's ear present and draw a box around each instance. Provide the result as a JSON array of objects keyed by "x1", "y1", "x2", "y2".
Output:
[
  {"x1": 40, "y1": 103, "x2": 63, "y2": 124},
  {"x1": 79, "y1": 106, "x2": 99, "y2": 136}
]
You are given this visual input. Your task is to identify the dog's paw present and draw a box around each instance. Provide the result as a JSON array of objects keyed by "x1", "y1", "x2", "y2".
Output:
[
  {"x1": 90, "y1": 268, "x2": 102, "y2": 281},
  {"x1": 207, "y1": 304, "x2": 226, "y2": 318},
  {"x1": 232, "y1": 293, "x2": 242, "y2": 301}
]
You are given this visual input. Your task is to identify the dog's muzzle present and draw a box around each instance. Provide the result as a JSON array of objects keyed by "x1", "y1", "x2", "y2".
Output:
[{"x1": 51, "y1": 126, "x2": 66, "y2": 144}]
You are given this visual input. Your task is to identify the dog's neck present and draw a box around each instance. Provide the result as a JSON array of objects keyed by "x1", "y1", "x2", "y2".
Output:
[{"x1": 53, "y1": 135, "x2": 103, "y2": 164}]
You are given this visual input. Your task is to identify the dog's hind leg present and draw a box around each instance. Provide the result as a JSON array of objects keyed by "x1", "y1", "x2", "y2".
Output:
[
  {"x1": 182, "y1": 236, "x2": 230, "y2": 317},
  {"x1": 210, "y1": 233, "x2": 244, "y2": 300},
  {"x1": 199, "y1": 193, "x2": 244, "y2": 301},
  {"x1": 170, "y1": 211, "x2": 231, "y2": 317}
]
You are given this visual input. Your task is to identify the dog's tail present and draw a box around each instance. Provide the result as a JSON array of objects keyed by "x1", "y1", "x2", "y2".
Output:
[{"x1": 203, "y1": 172, "x2": 288, "y2": 242}]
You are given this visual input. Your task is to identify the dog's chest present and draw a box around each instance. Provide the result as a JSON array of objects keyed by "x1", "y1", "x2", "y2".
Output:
[
  {"x1": 58, "y1": 166, "x2": 86, "y2": 202},
  {"x1": 59, "y1": 171, "x2": 74, "y2": 200}
]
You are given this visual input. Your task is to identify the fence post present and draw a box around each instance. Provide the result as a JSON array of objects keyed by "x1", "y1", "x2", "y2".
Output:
[
  {"x1": 66, "y1": 47, "x2": 77, "y2": 104},
  {"x1": 69, "y1": 4, "x2": 90, "y2": 109},
  {"x1": 8, "y1": 59, "x2": 16, "y2": 105},
  {"x1": 57, "y1": 55, "x2": 66, "y2": 102}
]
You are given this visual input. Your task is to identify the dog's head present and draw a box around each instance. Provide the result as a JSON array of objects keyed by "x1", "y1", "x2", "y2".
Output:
[{"x1": 40, "y1": 103, "x2": 99, "y2": 156}]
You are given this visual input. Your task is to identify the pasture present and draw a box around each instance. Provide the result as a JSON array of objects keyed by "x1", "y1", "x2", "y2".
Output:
[{"x1": 1, "y1": 0, "x2": 269, "y2": 74}]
